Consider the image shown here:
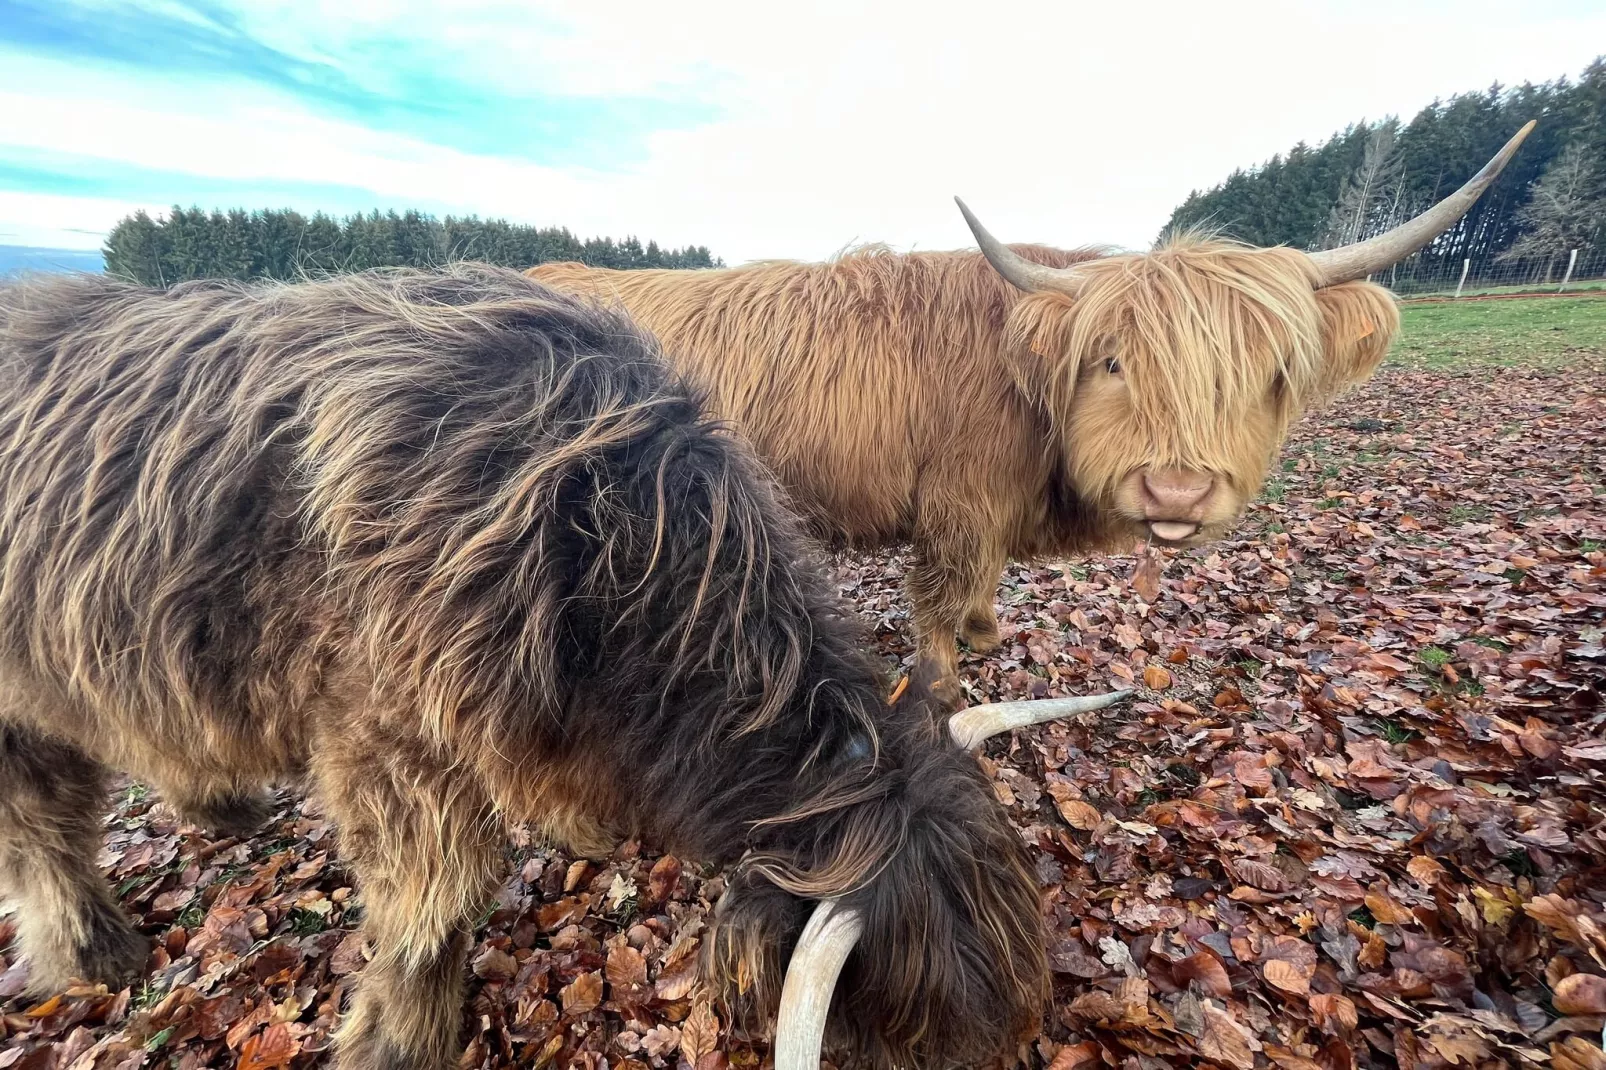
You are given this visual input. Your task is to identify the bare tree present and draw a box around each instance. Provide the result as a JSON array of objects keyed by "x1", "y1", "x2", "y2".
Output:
[
  {"x1": 1498, "y1": 141, "x2": 1604, "y2": 279},
  {"x1": 1319, "y1": 120, "x2": 1405, "y2": 249}
]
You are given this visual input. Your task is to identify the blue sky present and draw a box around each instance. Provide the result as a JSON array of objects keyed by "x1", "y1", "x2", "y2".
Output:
[{"x1": 2, "y1": 0, "x2": 1603, "y2": 264}]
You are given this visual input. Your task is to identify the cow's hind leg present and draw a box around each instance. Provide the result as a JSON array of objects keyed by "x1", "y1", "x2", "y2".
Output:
[
  {"x1": 315, "y1": 723, "x2": 502, "y2": 1070},
  {"x1": 0, "y1": 722, "x2": 147, "y2": 993}
]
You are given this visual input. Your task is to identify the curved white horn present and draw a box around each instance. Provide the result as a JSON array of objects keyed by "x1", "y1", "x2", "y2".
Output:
[
  {"x1": 955, "y1": 197, "x2": 1089, "y2": 296},
  {"x1": 774, "y1": 897, "x2": 864, "y2": 1070},
  {"x1": 949, "y1": 690, "x2": 1134, "y2": 750},
  {"x1": 1306, "y1": 120, "x2": 1536, "y2": 286}
]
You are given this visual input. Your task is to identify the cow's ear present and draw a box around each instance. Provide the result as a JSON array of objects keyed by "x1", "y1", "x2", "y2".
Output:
[
  {"x1": 1003, "y1": 291, "x2": 1081, "y2": 412},
  {"x1": 1312, "y1": 282, "x2": 1399, "y2": 398}
]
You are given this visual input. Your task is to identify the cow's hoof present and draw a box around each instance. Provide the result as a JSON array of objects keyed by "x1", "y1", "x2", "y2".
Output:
[
  {"x1": 961, "y1": 607, "x2": 1002, "y2": 651},
  {"x1": 962, "y1": 626, "x2": 1002, "y2": 653},
  {"x1": 928, "y1": 674, "x2": 967, "y2": 712},
  {"x1": 181, "y1": 791, "x2": 276, "y2": 838},
  {"x1": 21, "y1": 901, "x2": 148, "y2": 995}
]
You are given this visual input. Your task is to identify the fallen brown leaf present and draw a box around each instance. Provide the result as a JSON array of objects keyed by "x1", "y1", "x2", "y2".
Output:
[
  {"x1": 560, "y1": 970, "x2": 603, "y2": 1015},
  {"x1": 1555, "y1": 974, "x2": 1606, "y2": 1016}
]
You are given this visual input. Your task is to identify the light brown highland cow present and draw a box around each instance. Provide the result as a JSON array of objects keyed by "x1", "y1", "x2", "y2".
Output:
[
  {"x1": 531, "y1": 122, "x2": 1534, "y2": 705},
  {"x1": 0, "y1": 265, "x2": 1122, "y2": 1070}
]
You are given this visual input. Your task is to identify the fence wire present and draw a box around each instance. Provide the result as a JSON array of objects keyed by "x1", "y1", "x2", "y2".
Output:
[{"x1": 1374, "y1": 246, "x2": 1604, "y2": 297}]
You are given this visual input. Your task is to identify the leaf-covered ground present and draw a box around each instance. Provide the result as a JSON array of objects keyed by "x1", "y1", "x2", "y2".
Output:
[{"x1": 3, "y1": 342, "x2": 1604, "y2": 1070}]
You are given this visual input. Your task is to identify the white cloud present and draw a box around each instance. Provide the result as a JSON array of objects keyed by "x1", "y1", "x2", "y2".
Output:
[
  {"x1": 4, "y1": 0, "x2": 1604, "y2": 262},
  {"x1": 0, "y1": 191, "x2": 162, "y2": 248}
]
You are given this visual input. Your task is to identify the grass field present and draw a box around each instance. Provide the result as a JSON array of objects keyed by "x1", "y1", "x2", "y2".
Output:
[{"x1": 1393, "y1": 293, "x2": 1606, "y2": 368}]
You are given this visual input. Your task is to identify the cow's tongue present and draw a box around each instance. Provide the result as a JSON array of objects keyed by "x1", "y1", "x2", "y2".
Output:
[{"x1": 1148, "y1": 521, "x2": 1199, "y2": 542}]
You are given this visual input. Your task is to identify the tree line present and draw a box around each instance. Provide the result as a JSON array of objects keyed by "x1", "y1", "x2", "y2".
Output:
[
  {"x1": 102, "y1": 208, "x2": 722, "y2": 288},
  {"x1": 1164, "y1": 58, "x2": 1605, "y2": 291}
]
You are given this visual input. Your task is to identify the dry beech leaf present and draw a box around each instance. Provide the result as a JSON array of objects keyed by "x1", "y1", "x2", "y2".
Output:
[
  {"x1": 1554, "y1": 973, "x2": 1606, "y2": 1016},
  {"x1": 1132, "y1": 549, "x2": 1164, "y2": 602},
  {"x1": 648, "y1": 855, "x2": 683, "y2": 903},
  {"x1": 560, "y1": 970, "x2": 604, "y2": 1015},
  {"x1": 1423, "y1": 1021, "x2": 1492, "y2": 1065},
  {"x1": 1175, "y1": 952, "x2": 1232, "y2": 999},
  {"x1": 236, "y1": 1023, "x2": 298, "y2": 1070},
  {"x1": 1231, "y1": 857, "x2": 1292, "y2": 892},
  {"x1": 1142, "y1": 664, "x2": 1173, "y2": 690},
  {"x1": 1364, "y1": 883, "x2": 1416, "y2": 926},
  {"x1": 1309, "y1": 993, "x2": 1359, "y2": 1032},
  {"x1": 1056, "y1": 798, "x2": 1102, "y2": 831},
  {"x1": 1263, "y1": 958, "x2": 1311, "y2": 996},
  {"x1": 607, "y1": 943, "x2": 649, "y2": 987},
  {"x1": 1407, "y1": 855, "x2": 1447, "y2": 887},
  {"x1": 1044, "y1": 1041, "x2": 1102, "y2": 1070},
  {"x1": 1198, "y1": 1001, "x2": 1259, "y2": 1070},
  {"x1": 1067, "y1": 990, "x2": 1127, "y2": 1025},
  {"x1": 471, "y1": 945, "x2": 517, "y2": 983},
  {"x1": 681, "y1": 1001, "x2": 720, "y2": 1065},
  {"x1": 1232, "y1": 757, "x2": 1273, "y2": 791}
]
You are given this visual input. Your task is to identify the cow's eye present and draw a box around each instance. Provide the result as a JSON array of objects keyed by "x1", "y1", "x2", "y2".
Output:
[{"x1": 1105, "y1": 358, "x2": 1122, "y2": 375}]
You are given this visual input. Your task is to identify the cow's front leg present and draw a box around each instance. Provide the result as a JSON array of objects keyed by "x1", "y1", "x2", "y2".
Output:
[
  {"x1": 0, "y1": 721, "x2": 147, "y2": 994},
  {"x1": 906, "y1": 536, "x2": 1007, "y2": 711},
  {"x1": 313, "y1": 720, "x2": 503, "y2": 1070}
]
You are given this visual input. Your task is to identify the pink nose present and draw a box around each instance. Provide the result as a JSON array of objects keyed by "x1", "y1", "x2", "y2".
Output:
[{"x1": 1140, "y1": 469, "x2": 1215, "y2": 520}]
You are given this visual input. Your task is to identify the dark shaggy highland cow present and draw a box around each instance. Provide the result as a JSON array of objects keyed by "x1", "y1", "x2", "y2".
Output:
[{"x1": 0, "y1": 266, "x2": 1122, "y2": 1070}]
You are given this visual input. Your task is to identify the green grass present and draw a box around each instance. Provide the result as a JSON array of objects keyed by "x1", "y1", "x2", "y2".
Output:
[
  {"x1": 1392, "y1": 295, "x2": 1606, "y2": 368},
  {"x1": 1375, "y1": 718, "x2": 1420, "y2": 745},
  {"x1": 288, "y1": 906, "x2": 330, "y2": 935},
  {"x1": 1418, "y1": 646, "x2": 1452, "y2": 668}
]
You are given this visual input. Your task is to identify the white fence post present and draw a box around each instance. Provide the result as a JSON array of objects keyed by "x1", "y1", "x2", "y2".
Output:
[
  {"x1": 1559, "y1": 248, "x2": 1579, "y2": 292},
  {"x1": 1454, "y1": 258, "x2": 1471, "y2": 298}
]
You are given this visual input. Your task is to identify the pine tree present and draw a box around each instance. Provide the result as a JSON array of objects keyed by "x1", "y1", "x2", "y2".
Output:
[
  {"x1": 1163, "y1": 56, "x2": 1605, "y2": 288},
  {"x1": 98, "y1": 206, "x2": 723, "y2": 287}
]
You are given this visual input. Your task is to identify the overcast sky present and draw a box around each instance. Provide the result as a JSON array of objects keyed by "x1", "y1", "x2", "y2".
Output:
[{"x1": 1, "y1": 0, "x2": 1602, "y2": 264}]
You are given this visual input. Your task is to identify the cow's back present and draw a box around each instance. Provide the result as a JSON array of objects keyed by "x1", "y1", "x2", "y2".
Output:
[{"x1": 530, "y1": 250, "x2": 1062, "y2": 548}]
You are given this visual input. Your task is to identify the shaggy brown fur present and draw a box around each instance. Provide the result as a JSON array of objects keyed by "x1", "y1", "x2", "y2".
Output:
[
  {"x1": 530, "y1": 241, "x2": 1398, "y2": 702},
  {"x1": 0, "y1": 266, "x2": 1048, "y2": 1070}
]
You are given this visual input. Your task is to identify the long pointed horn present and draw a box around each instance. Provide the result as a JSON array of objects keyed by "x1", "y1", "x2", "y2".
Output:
[
  {"x1": 774, "y1": 897, "x2": 864, "y2": 1070},
  {"x1": 956, "y1": 197, "x2": 1089, "y2": 296},
  {"x1": 1306, "y1": 120, "x2": 1536, "y2": 287},
  {"x1": 949, "y1": 689, "x2": 1134, "y2": 749}
]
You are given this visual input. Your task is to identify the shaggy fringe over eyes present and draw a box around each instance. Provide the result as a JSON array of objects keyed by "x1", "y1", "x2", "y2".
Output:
[
  {"x1": 1010, "y1": 239, "x2": 1332, "y2": 461},
  {"x1": 710, "y1": 712, "x2": 1050, "y2": 1070}
]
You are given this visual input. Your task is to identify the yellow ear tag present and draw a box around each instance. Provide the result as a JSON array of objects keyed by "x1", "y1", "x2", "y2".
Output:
[{"x1": 1356, "y1": 320, "x2": 1375, "y2": 341}]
